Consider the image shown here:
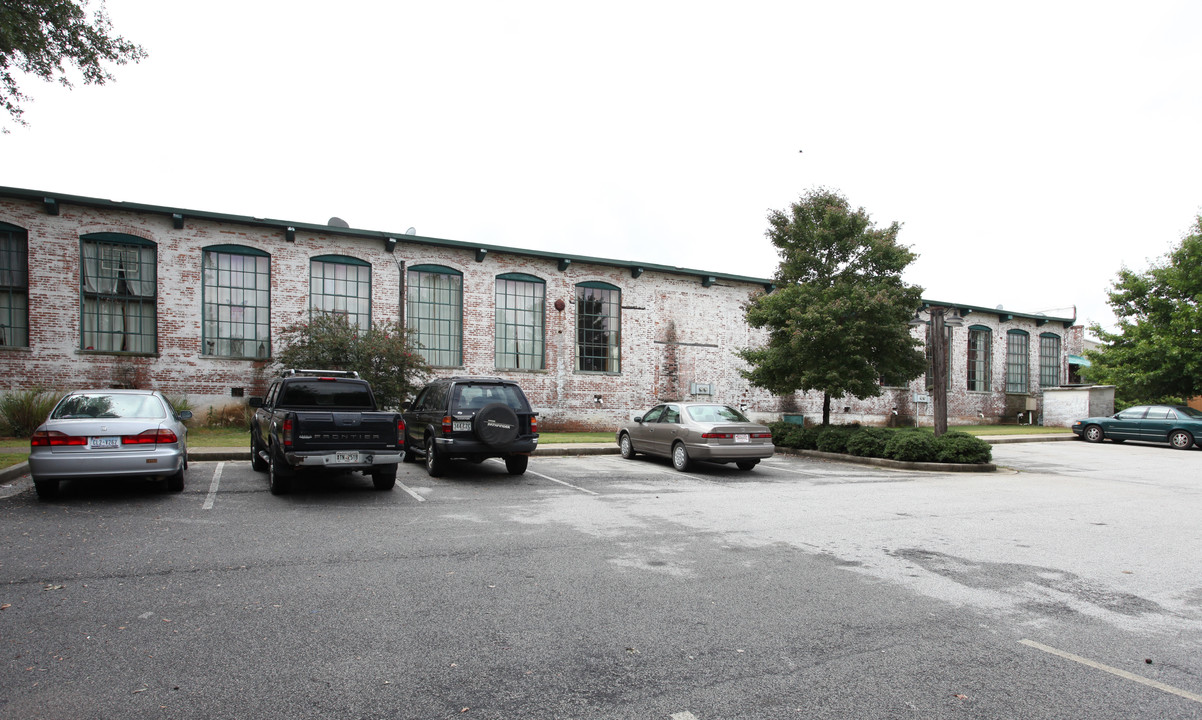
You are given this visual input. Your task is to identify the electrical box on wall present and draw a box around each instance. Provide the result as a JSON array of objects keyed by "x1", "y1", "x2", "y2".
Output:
[{"x1": 690, "y1": 382, "x2": 714, "y2": 396}]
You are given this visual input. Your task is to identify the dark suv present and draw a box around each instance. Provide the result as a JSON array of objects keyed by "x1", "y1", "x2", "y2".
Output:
[{"x1": 402, "y1": 377, "x2": 539, "y2": 477}]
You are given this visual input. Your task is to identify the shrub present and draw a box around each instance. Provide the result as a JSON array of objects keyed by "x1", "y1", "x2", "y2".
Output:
[
  {"x1": 884, "y1": 432, "x2": 938, "y2": 462},
  {"x1": 815, "y1": 424, "x2": 858, "y2": 454},
  {"x1": 165, "y1": 393, "x2": 194, "y2": 421},
  {"x1": 934, "y1": 431, "x2": 992, "y2": 464},
  {"x1": 0, "y1": 387, "x2": 60, "y2": 437},
  {"x1": 205, "y1": 403, "x2": 253, "y2": 429},
  {"x1": 846, "y1": 427, "x2": 892, "y2": 458}
]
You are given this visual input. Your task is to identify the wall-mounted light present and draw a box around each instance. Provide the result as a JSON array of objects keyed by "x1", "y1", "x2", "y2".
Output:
[
  {"x1": 702, "y1": 276, "x2": 715, "y2": 288},
  {"x1": 172, "y1": 213, "x2": 185, "y2": 229},
  {"x1": 558, "y1": 259, "x2": 572, "y2": 272},
  {"x1": 43, "y1": 197, "x2": 59, "y2": 216},
  {"x1": 631, "y1": 266, "x2": 644, "y2": 279},
  {"x1": 285, "y1": 227, "x2": 296, "y2": 242},
  {"x1": 475, "y1": 248, "x2": 488, "y2": 262},
  {"x1": 384, "y1": 237, "x2": 397, "y2": 253},
  {"x1": 594, "y1": 395, "x2": 603, "y2": 405}
]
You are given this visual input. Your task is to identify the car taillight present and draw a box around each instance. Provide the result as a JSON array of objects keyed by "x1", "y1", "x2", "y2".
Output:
[
  {"x1": 442, "y1": 415, "x2": 453, "y2": 433},
  {"x1": 752, "y1": 433, "x2": 772, "y2": 439},
  {"x1": 397, "y1": 418, "x2": 406, "y2": 437},
  {"x1": 282, "y1": 417, "x2": 294, "y2": 447},
  {"x1": 530, "y1": 416, "x2": 538, "y2": 434},
  {"x1": 701, "y1": 432, "x2": 734, "y2": 439},
  {"x1": 122, "y1": 429, "x2": 178, "y2": 445},
  {"x1": 31, "y1": 430, "x2": 87, "y2": 447}
]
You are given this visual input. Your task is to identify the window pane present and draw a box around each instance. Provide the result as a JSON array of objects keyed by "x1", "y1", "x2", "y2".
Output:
[
  {"x1": 1039, "y1": 334, "x2": 1061, "y2": 387},
  {"x1": 575, "y1": 285, "x2": 621, "y2": 373},
  {"x1": 967, "y1": 328, "x2": 990, "y2": 392},
  {"x1": 0, "y1": 228, "x2": 29, "y2": 347},
  {"x1": 203, "y1": 248, "x2": 271, "y2": 357},
  {"x1": 1006, "y1": 331, "x2": 1029, "y2": 393},
  {"x1": 495, "y1": 277, "x2": 545, "y2": 370},
  {"x1": 407, "y1": 268, "x2": 462, "y2": 366},
  {"x1": 311, "y1": 259, "x2": 371, "y2": 329},
  {"x1": 80, "y1": 237, "x2": 157, "y2": 354}
]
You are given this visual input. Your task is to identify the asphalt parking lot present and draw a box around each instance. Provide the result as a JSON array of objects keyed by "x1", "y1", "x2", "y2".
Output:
[{"x1": 1, "y1": 441, "x2": 1200, "y2": 719}]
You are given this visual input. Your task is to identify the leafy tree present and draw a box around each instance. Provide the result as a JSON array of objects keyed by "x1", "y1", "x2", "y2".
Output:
[
  {"x1": 1084, "y1": 214, "x2": 1202, "y2": 405},
  {"x1": 274, "y1": 314, "x2": 431, "y2": 411},
  {"x1": 0, "y1": 0, "x2": 146, "y2": 129},
  {"x1": 738, "y1": 188, "x2": 926, "y2": 425}
]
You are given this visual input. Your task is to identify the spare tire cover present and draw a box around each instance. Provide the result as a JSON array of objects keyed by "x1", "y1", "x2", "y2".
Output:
[{"x1": 474, "y1": 403, "x2": 520, "y2": 447}]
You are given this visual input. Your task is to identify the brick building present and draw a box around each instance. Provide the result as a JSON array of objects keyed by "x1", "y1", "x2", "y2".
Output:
[{"x1": 0, "y1": 185, "x2": 1078, "y2": 429}]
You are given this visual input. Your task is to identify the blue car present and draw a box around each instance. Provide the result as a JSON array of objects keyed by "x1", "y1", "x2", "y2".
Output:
[{"x1": 1071, "y1": 404, "x2": 1202, "y2": 449}]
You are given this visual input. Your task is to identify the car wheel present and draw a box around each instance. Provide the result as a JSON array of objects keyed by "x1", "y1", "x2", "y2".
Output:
[
  {"x1": 1082, "y1": 425, "x2": 1104, "y2": 443},
  {"x1": 269, "y1": 450, "x2": 292, "y2": 495},
  {"x1": 166, "y1": 465, "x2": 185, "y2": 492},
  {"x1": 504, "y1": 454, "x2": 529, "y2": 475},
  {"x1": 619, "y1": 433, "x2": 636, "y2": 459},
  {"x1": 250, "y1": 432, "x2": 268, "y2": 471},
  {"x1": 474, "y1": 403, "x2": 520, "y2": 447},
  {"x1": 33, "y1": 478, "x2": 59, "y2": 500},
  {"x1": 672, "y1": 442, "x2": 692, "y2": 472},
  {"x1": 1169, "y1": 430, "x2": 1194, "y2": 450},
  {"x1": 425, "y1": 438, "x2": 446, "y2": 478},
  {"x1": 372, "y1": 467, "x2": 397, "y2": 490},
  {"x1": 736, "y1": 460, "x2": 758, "y2": 471}
]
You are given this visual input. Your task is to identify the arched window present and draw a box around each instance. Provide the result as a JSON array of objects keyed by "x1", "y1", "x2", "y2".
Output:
[
  {"x1": 202, "y1": 245, "x2": 271, "y2": 358},
  {"x1": 1039, "y1": 332, "x2": 1062, "y2": 388},
  {"x1": 407, "y1": 264, "x2": 462, "y2": 367},
  {"x1": 967, "y1": 325, "x2": 991, "y2": 392},
  {"x1": 0, "y1": 222, "x2": 28, "y2": 348},
  {"x1": 80, "y1": 233, "x2": 157, "y2": 354},
  {"x1": 495, "y1": 273, "x2": 545, "y2": 370},
  {"x1": 575, "y1": 281, "x2": 621, "y2": 373},
  {"x1": 310, "y1": 255, "x2": 371, "y2": 328},
  {"x1": 1006, "y1": 329, "x2": 1029, "y2": 393}
]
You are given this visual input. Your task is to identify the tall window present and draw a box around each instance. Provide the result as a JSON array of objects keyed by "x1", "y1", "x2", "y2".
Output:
[
  {"x1": 310, "y1": 255, "x2": 371, "y2": 328},
  {"x1": 967, "y1": 326, "x2": 991, "y2": 392},
  {"x1": 80, "y1": 233, "x2": 156, "y2": 354},
  {"x1": 1006, "y1": 329, "x2": 1029, "y2": 393},
  {"x1": 495, "y1": 273, "x2": 545, "y2": 370},
  {"x1": 576, "y1": 282, "x2": 621, "y2": 373},
  {"x1": 0, "y1": 223, "x2": 28, "y2": 348},
  {"x1": 407, "y1": 264, "x2": 462, "y2": 366},
  {"x1": 202, "y1": 245, "x2": 271, "y2": 358},
  {"x1": 1040, "y1": 333, "x2": 1062, "y2": 388}
]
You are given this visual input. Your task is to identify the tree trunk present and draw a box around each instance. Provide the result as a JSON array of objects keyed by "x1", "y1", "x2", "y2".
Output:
[{"x1": 822, "y1": 392, "x2": 831, "y2": 425}]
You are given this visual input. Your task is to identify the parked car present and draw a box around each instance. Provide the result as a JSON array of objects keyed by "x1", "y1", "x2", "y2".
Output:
[
  {"x1": 402, "y1": 376, "x2": 538, "y2": 477},
  {"x1": 1072, "y1": 404, "x2": 1202, "y2": 449},
  {"x1": 28, "y1": 389, "x2": 192, "y2": 499},
  {"x1": 617, "y1": 402, "x2": 773, "y2": 471}
]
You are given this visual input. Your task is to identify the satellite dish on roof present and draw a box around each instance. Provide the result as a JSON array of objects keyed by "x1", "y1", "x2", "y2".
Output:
[
  {"x1": 995, "y1": 304, "x2": 1004, "y2": 310},
  {"x1": 405, "y1": 227, "x2": 416, "y2": 235},
  {"x1": 328, "y1": 217, "x2": 350, "y2": 228}
]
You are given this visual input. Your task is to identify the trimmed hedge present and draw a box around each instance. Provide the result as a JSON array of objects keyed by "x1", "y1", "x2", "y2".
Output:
[{"x1": 771, "y1": 423, "x2": 992, "y2": 465}]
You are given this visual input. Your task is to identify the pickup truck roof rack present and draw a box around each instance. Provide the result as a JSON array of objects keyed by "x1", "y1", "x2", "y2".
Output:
[{"x1": 282, "y1": 369, "x2": 361, "y2": 378}]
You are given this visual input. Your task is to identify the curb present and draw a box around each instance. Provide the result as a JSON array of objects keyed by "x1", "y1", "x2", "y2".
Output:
[{"x1": 773, "y1": 446, "x2": 997, "y2": 472}]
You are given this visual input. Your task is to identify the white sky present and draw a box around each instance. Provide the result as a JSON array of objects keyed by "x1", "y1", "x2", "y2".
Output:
[{"x1": 4, "y1": 1, "x2": 1201, "y2": 336}]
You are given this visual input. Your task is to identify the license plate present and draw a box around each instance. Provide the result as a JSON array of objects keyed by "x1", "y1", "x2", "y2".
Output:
[
  {"x1": 90, "y1": 436, "x2": 120, "y2": 448},
  {"x1": 734, "y1": 434, "x2": 750, "y2": 443},
  {"x1": 453, "y1": 421, "x2": 471, "y2": 432},
  {"x1": 335, "y1": 452, "x2": 359, "y2": 464}
]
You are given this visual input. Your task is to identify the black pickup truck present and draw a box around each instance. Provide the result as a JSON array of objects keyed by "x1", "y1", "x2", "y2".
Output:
[{"x1": 249, "y1": 369, "x2": 404, "y2": 494}]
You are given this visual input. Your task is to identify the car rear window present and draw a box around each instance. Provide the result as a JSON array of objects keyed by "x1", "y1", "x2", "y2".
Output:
[
  {"x1": 453, "y1": 383, "x2": 530, "y2": 411},
  {"x1": 687, "y1": 405, "x2": 750, "y2": 423},
  {"x1": 279, "y1": 381, "x2": 374, "y2": 408},
  {"x1": 53, "y1": 394, "x2": 166, "y2": 419}
]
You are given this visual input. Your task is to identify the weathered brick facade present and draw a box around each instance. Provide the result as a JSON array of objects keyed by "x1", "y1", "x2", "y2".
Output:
[{"x1": 0, "y1": 187, "x2": 1078, "y2": 429}]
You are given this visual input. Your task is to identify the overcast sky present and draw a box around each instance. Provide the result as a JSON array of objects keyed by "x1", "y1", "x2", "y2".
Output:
[{"x1": 4, "y1": 1, "x2": 1201, "y2": 336}]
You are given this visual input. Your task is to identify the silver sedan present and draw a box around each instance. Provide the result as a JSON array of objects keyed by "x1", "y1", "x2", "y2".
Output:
[
  {"x1": 28, "y1": 389, "x2": 192, "y2": 499},
  {"x1": 616, "y1": 402, "x2": 774, "y2": 471}
]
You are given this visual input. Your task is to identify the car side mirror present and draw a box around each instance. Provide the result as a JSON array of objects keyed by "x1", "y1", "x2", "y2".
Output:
[
  {"x1": 178, "y1": 410, "x2": 193, "y2": 420},
  {"x1": 633, "y1": 416, "x2": 643, "y2": 423}
]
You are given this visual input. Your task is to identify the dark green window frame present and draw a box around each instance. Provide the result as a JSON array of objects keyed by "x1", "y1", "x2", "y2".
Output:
[
  {"x1": 202, "y1": 245, "x2": 271, "y2": 358},
  {"x1": 1006, "y1": 329, "x2": 1029, "y2": 393},
  {"x1": 495, "y1": 273, "x2": 545, "y2": 370},
  {"x1": 407, "y1": 264, "x2": 462, "y2": 367},
  {"x1": 967, "y1": 325, "x2": 991, "y2": 392},
  {"x1": 0, "y1": 222, "x2": 29, "y2": 348},
  {"x1": 1039, "y1": 333, "x2": 1062, "y2": 388},
  {"x1": 80, "y1": 233, "x2": 157, "y2": 355},
  {"x1": 575, "y1": 281, "x2": 621, "y2": 373},
  {"x1": 310, "y1": 255, "x2": 371, "y2": 328}
]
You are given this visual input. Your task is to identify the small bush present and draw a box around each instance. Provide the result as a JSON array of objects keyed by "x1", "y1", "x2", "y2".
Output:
[
  {"x1": 0, "y1": 387, "x2": 60, "y2": 437},
  {"x1": 934, "y1": 431, "x2": 992, "y2": 464},
  {"x1": 205, "y1": 403, "x2": 253, "y2": 429},
  {"x1": 815, "y1": 424, "x2": 859, "y2": 454},
  {"x1": 846, "y1": 427, "x2": 891, "y2": 457},
  {"x1": 884, "y1": 432, "x2": 938, "y2": 463},
  {"x1": 165, "y1": 394, "x2": 194, "y2": 421}
]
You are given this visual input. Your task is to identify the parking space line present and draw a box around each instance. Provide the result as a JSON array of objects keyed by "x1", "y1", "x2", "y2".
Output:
[
  {"x1": 523, "y1": 467, "x2": 599, "y2": 495},
  {"x1": 202, "y1": 462, "x2": 223, "y2": 510},
  {"x1": 1020, "y1": 639, "x2": 1202, "y2": 703},
  {"x1": 396, "y1": 480, "x2": 425, "y2": 502}
]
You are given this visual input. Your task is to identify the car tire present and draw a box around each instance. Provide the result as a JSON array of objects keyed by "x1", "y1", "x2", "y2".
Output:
[
  {"x1": 474, "y1": 403, "x2": 520, "y2": 447},
  {"x1": 372, "y1": 467, "x2": 397, "y2": 490},
  {"x1": 672, "y1": 442, "x2": 692, "y2": 472},
  {"x1": 504, "y1": 454, "x2": 529, "y2": 475},
  {"x1": 425, "y1": 438, "x2": 446, "y2": 478},
  {"x1": 1169, "y1": 430, "x2": 1194, "y2": 450},
  {"x1": 1082, "y1": 425, "x2": 1104, "y2": 443},
  {"x1": 250, "y1": 433, "x2": 268, "y2": 471},
  {"x1": 619, "y1": 433, "x2": 636, "y2": 459},
  {"x1": 269, "y1": 449, "x2": 292, "y2": 495},
  {"x1": 33, "y1": 478, "x2": 59, "y2": 500},
  {"x1": 736, "y1": 460, "x2": 758, "y2": 471},
  {"x1": 166, "y1": 464, "x2": 185, "y2": 492}
]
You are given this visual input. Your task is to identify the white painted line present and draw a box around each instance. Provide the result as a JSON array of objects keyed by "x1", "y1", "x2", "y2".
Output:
[
  {"x1": 202, "y1": 462, "x2": 223, "y2": 510},
  {"x1": 523, "y1": 467, "x2": 599, "y2": 495},
  {"x1": 1020, "y1": 639, "x2": 1202, "y2": 703},
  {"x1": 671, "y1": 712, "x2": 699, "y2": 720},
  {"x1": 396, "y1": 481, "x2": 425, "y2": 502}
]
